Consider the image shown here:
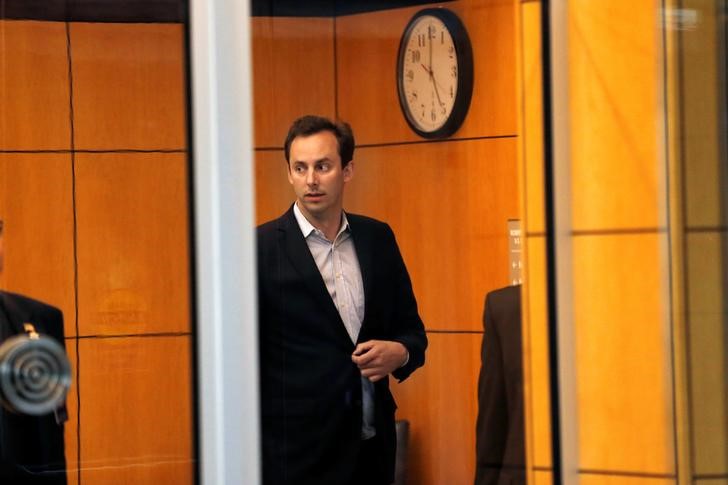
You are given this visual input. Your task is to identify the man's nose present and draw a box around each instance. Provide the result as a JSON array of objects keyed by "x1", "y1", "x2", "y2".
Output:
[{"x1": 305, "y1": 169, "x2": 318, "y2": 186}]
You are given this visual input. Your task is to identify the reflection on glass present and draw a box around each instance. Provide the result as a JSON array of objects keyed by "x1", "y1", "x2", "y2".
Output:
[
  {"x1": 0, "y1": 220, "x2": 69, "y2": 483},
  {"x1": 0, "y1": 2, "x2": 195, "y2": 484},
  {"x1": 252, "y1": 3, "x2": 524, "y2": 484},
  {"x1": 670, "y1": 0, "x2": 728, "y2": 479},
  {"x1": 520, "y1": 1, "x2": 727, "y2": 484}
]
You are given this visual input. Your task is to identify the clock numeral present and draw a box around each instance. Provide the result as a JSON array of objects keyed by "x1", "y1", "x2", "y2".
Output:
[
  {"x1": 450, "y1": 85, "x2": 454, "y2": 98},
  {"x1": 410, "y1": 50, "x2": 421, "y2": 63},
  {"x1": 431, "y1": 109, "x2": 437, "y2": 122},
  {"x1": 441, "y1": 31, "x2": 444, "y2": 44},
  {"x1": 406, "y1": 69, "x2": 414, "y2": 82},
  {"x1": 418, "y1": 34, "x2": 426, "y2": 47},
  {"x1": 448, "y1": 45, "x2": 455, "y2": 59},
  {"x1": 451, "y1": 65, "x2": 458, "y2": 78}
]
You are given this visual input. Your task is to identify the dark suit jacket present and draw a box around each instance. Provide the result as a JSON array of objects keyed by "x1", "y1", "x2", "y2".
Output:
[
  {"x1": 474, "y1": 285, "x2": 525, "y2": 485},
  {"x1": 0, "y1": 291, "x2": 67, "y2": 485},
  {"x1": 257, "y1": 206, "x2": 427, "y2": 485}
]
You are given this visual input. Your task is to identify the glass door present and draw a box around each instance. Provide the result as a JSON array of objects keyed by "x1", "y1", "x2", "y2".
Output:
[{"x1": 1, "y1": 0, "x2": 260, "y2": 482}]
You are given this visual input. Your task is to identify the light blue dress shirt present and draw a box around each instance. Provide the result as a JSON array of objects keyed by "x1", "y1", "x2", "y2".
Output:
[{"x1": 292, "y1": 203, "x2": 376, "y2": 439}]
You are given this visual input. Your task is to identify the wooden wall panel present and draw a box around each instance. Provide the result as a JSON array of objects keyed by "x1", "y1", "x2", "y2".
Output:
[
  {"x1": 390, "y1": 332, "x2": 481, "y2": 485},
  {"x1": 533, "y1": 470, "x2": 553, "y2": 485},
  {"x1": 0, "y1": 20, "x2": 71, "y2": 150},
  {"x1": 569, "y1": 0, "x2": 664, "y2": 231},
  {"x1": 75, "y1": 153, "x2": 190, "y2": 336},
  {"x1": 0, "y1": 154, "x2": 77, "y2": 337},
  {"x1": 69, "y1": 23, "x2": 186, "y2": 151},
  {"x1": 520, "y1": 0, "x2": 544, "y2": 235},
  {"x1": 252, "y1": 18, "x2": 336, "y2": 148},
  {"x1": 78, "y1": 336, "x2": 193, "y2": 484},
  {"x1": 686, "y1": 231, "x2": 728, "y2": 474},
  {"x1": 336, "y1": 0, "x2": 517, "y2": 146},
  {"x1": 345, "y1": 139, "x2": 519, "y2": 331},
  {"x1": 523, "y1": 235, "x2": 551, "y2": 468},
  {"x1": 254, "y1": 150, "x2": 292, "y2": 224},
  {"x1": 573, "y1": 233, "x2": 674, "y2": 474},
  {"x1": 255, "y1": 140, "x2": 519, "y2": 330}
]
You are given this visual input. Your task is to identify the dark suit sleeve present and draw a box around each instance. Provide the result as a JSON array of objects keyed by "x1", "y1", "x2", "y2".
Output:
[
  {"x1": 32, "y1": 301, "x2": 68, "y2": 484},
  {"x1": 383, "y1": 225, "x2": 427, "y2": 382},
  {"x1": 0, "y1": 294, "x2": 68, "y2": 484},
  {"x1": 474, "y1": 293, "x2": 508, "y2": 485}
]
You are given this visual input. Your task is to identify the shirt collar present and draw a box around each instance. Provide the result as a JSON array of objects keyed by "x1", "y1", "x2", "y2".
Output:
[{"x1": 293, "y1": 202, "x2": 350, "y2": 241}]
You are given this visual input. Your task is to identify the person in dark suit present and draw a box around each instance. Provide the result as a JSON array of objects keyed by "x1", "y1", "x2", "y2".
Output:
[
  {"x1": 257, "y1": 115, "x2": 427, "y2": 485},
  {"x1": 0, "y1": 219, "x2": 68, "y2": 484},
  {"x1": 474, "y1": 284, "x2": 525, "y2": 485}
]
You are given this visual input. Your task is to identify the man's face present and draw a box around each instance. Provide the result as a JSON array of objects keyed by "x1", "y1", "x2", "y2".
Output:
[{"x1": 287, "y1": 130, "x2": 353, "y2": 222}]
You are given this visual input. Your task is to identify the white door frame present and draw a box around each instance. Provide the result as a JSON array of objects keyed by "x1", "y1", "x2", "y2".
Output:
[{"x1": 190, "y1": 0, "x2": 260, "y2": 483}]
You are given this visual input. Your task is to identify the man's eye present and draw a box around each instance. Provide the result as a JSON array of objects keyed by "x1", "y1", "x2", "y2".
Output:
[
  {"x1": 317, "y1": 164, "x2": 330, "y2": 172},
  {"x1": 295, "y1": 166, "x2": 305, "y2": 173}
]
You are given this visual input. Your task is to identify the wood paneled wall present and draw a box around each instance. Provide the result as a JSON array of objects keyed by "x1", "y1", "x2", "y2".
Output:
[
  {"x1": 674, "y1": 0, "x2": 728, "y2": 480},
  {"x1": 567, "y1": 0, "x2": 675, "y2": 478},
  {"x1": 253, "y1": 1, "x2": 520, "y2": 483},
  {"x1": 0, "y1": 20, "x2": 193, "y2": 484},
  {"x1": 516, "y1": 0, "x2": 728, "y2": 483}
]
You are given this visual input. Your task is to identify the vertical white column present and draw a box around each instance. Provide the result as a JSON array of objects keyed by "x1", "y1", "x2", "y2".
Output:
[
  {"x1": 190, "y1": 0, "x2": 260, "y2": 483},
  {"x1": 549, "y1": 1, "x2": 580, "y2": 484}
]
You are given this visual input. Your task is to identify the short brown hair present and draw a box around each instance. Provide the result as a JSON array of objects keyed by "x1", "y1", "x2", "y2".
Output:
[{"x1": 284, "y1": 115, "x2": 355, "y2": 168}]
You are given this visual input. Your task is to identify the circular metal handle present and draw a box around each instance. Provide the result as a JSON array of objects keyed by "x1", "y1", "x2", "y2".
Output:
[{"x1": 0, "y1": 334, "x2": 71, "y2": 415}]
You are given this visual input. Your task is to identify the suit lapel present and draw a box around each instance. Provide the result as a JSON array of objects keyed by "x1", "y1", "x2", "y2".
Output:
[{"x1": 278, "y1": 208, "x2": 351, "y2": 341}]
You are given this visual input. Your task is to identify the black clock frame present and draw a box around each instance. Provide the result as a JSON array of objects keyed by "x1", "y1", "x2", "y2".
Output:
[{"x1": 396, "y1": 7, "x2": 474, "y2": 139}]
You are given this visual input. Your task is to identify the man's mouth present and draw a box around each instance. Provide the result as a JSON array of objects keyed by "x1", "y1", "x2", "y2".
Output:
[{"x1": 305, "y1": 193, "x2": 324, "y2": 199}]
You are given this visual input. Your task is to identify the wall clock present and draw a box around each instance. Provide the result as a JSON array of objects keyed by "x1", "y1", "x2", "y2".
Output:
[{"x1": 397, "y1": 8, "x2": 474, "y2": 139}]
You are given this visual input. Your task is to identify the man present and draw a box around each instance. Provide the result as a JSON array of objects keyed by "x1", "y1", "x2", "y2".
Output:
[
  {"x1": 257, "y1": 115, "x2": 427, "y2": 485},
  {"x1": 0, "y1": 219, "x2": 68, "y2": 484},
  {"x1": 474, "y1": 285, "x2": 525, "y2": 485}
]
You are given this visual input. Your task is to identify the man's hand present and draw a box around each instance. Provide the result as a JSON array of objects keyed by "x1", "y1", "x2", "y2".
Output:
[{"x1": 352, "y1": 340, "x2": 408, "y2": 382}]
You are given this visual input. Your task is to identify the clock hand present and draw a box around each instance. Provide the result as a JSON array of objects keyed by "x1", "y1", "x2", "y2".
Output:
[
  {"x1": 420, "y1": 65, "x2": 445, "y2": 108},
  {"x1": 431, "y1": 74, "x2": 445, "y2": 108},
  {"x1": 430, "y1": 70, "x2": 449, "y2": 99},
  {"x1": 428, "y1": 24, "x2": 433, "y2": 71}
]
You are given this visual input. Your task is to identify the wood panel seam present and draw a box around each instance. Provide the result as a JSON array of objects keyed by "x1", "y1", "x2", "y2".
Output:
[
  {"x1": 571, "y1": 228, "x2": 669, "y2": 236},
  {"x1": 76, "y1": 333, "x2": 193, "y2": 339},
  {"x1": 0, "y1": 149, "x2": 187, "y2": 154},
  {"x1": 65, "y1": 19, "x2": 82, "y2": 485},
  {"x1": 255, "y1": 135, "x2": 519, "y2": 152},
  {"x1": 578, "y1": 469, "x2": 677, "y2": 479}
]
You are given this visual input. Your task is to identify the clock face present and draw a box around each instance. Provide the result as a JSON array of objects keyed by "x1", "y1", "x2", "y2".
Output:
[{"x1": 397, "y1": 9, "x2": 473, "y2": 138}]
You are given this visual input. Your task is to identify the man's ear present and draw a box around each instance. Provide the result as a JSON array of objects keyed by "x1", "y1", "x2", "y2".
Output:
[
  {"x1": 286, "y1": 163, "x2": 294, "y2": 185},
  {"x1": 343, "y1": 161, "x2": 354, "y2": 182}
]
